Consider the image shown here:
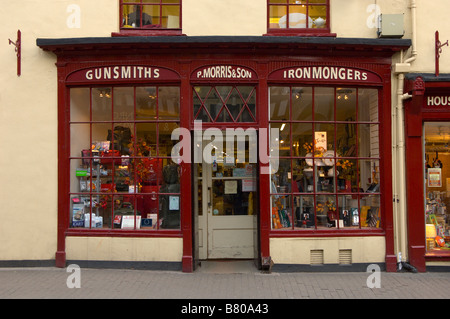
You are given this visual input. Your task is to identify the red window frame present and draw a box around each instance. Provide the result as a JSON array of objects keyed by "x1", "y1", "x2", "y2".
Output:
[
  {"x1": 67, "y1": 85, "x2": 182, "y2": 236},
  {"x1": 266, "y1": 0, "x2": 334, "y2": 37},
  {"x1": 117, "y1": 0, "x2": 182, "y2": 36},
  {"x1": 269, "y1": 85, "x2": 384, "y2": 234},
  {"x1": 192, "y1": 85, "x2": 258, "y2": 124}
]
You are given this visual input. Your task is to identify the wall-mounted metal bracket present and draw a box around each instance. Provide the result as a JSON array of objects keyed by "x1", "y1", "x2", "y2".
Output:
[
  {"x1": 435, "y1": 30, "x2": 448, "y2": 77},
  {"x1": 8, "y1": 30, "x2": 21, "y2": 77}
]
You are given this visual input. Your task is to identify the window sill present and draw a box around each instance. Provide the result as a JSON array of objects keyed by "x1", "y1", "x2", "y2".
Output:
[
  {"x1": 66, "y1": 228, "x2": 182, "y2": 238},
  {"x1": 112, "y1": 29, "x2": 185, "y2": 37},
  {"x1": 264, "y1": 29, "x2": 336, "y2": 37},
  {"x1": 270, "y1": 228, "x2": 385, "y2": 237}
]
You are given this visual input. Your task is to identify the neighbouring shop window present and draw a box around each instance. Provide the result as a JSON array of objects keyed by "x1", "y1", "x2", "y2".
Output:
[
  {"x1": 69, "y1": 86, "x2": 181, "y2": 230},
  {"x1": 424, "y1": 122, "x2": 450, "y2": 252},
  {"x1": 269, "y1": 86, "x2": 381, "y2": 230},
  {"x1": 193, "y1": 86, "x2": 257, "y2": 123},
  {"x1": 120, "y1": 0, "x2": 181, "y2": 30},
  {"x1": 267, "y1": 0, "x2": 330, "y2": 34}
]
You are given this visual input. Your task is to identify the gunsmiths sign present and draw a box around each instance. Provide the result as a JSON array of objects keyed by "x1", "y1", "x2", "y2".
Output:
[{"x1": 66, "y1": 65, "x2": 180, "y2": 84}]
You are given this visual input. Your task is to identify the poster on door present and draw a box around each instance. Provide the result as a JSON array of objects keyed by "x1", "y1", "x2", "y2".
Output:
[{"x1": 428, "y1": 168, "x2": 442, "y2": 187}]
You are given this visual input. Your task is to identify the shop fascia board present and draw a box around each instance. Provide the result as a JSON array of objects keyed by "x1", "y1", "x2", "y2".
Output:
[
  {"x1": 37, "y1": 36, "x2": 411, "y2": 57},
  {"x1": 405, "y1": 73, "x2": 450, "y2": 92}
]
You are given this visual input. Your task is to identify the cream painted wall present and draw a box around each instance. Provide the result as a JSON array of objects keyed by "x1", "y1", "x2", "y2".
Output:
[
  {"x1": 66, "y1": 237, "x2": 183, "y2": 262},
  {"x1": 270, "y1": 237, "x2": 386, "y2": 265},
  {"x1": 182, "y1": 0, "x2": 266, "y2": 36},
  {"x1": 0, "y1": 1, "x2": 117, "y2": 261}
]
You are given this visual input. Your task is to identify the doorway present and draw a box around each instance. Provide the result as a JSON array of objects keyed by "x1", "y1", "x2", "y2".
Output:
[
  {"x1": 193, "y1": 132, "x2": 259, "y2": 261},
  {"x1": 423, "y1": 122, "x2": 450, "y2": 253}
]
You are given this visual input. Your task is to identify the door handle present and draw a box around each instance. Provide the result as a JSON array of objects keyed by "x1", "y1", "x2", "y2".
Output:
[{"x1": 208, "y1": 187, "x2": 212, "y2": 210}]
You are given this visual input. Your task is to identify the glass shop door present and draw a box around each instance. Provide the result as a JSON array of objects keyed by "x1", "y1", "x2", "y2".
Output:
[
  {"x1": 424, "y1": 122, "x2": 450, "y2": 253},
  {"x1": 194, "y1": 134, "x2": 259, "y2": 260}
]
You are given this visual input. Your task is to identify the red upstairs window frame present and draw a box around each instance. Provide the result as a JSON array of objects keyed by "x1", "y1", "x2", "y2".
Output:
[
  {"x1": 266, "y1": 0, "x2": 335, "y2": 37},
  {"x1": 117, "y1": 0, "x2": 182, "y2": 36}
]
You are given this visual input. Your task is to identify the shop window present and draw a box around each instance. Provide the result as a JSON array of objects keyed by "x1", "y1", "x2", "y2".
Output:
[
  {"x1": 193, "y1": 86, "x2": 257, "y2": 123},
  {"x1": 69, "y1": 86, "x2": 181, "y2": 231},
  {"x1": 424, "y1": 122, "x2": 450, "y2": 253},
  {"x1": 267, "y1": 0, "x2": 332, "y2": 36},
  {"x1": 120, "y1": 0, "x2": 181, "y2": 32},
  {"x1": 269, "y1": 86, "x2": 381, "y2": 230}
]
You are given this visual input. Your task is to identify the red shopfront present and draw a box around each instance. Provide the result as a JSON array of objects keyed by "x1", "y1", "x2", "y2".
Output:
[
  {"x1": 405, "y1": 74, "x2": 450, "y2": 272},
  {"x1": 37, "y1": 36, "x2": 410, "y2": 272}
]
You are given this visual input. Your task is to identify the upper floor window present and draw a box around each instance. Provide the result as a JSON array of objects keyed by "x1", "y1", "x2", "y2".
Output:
[
  {"x1": 120, "y1": 0, "x2": 181, "y2": 33},
  {"x1": 267, "y1": 0, "x2": 332, "y2": 36}
]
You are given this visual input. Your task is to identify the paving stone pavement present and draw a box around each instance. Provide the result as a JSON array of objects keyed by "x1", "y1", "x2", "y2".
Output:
[{"x1": 0, "y1": 262, "x2": 450, "y2": 300}]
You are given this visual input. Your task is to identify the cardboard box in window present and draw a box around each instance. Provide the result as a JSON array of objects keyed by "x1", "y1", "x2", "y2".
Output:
[{"x1": 84, "y1": 214, "x2": 103, "y2": 228}]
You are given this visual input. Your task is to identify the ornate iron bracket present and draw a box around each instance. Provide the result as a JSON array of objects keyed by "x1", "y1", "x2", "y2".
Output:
[
  {"x1": 8, "y1": 30, "x2": 21, "y2": 77},
  {"x1": 435, "y1": 30, "x2": 448, "y2": 77}
]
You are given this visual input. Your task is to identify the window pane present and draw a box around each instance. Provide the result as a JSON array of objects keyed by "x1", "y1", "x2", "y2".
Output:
[
  {"x1": 114, "y1": 87, "x2": 134, "y2": 122},
  {"x1": 126, "y1": 5, "x2": 153, "y2": 28},
  {"x1": 338, "y1": 195, "x2": 359, "y2": 227},
  {"x1": 336, "y1": 88, "x2": 356, "y2": 121},
  {"x1": 315, "y1": 159, "x2": 335, "y2": 193},
  {"x1": 113, "y1": 197, "x2": 140, "y2": 229},
  {"x1": 294, "y1": 195, "x2": 314, "y2": 228},
  {"x1": 316, "y1": 195, "x2": 337, "y2": 228},
  {"x1": 272, "y1": 159, "x2": 292, "y2": 193},
  {"x1": 292, "y1": 87, "x2": 312, "y2": 121},
  {"x1": 71, "y1": 124, "x2": 90, "y2": 157},
  {"x1": 272, "y1": 122, "x2": 290, "y2": 156},
  {"x1": 309, "y1": 5, "x2": 327, "y2": 29},
  {"x1": 136, "y1": 87, "x2": 157, "y2": 120},
  {"x1": 106, "y1": 124, "x2": 133, "y2": 155},
  {"x1": 143, "y1": 5, "x2": 160, "y2": 25},
  {"x1": 315, "y1": 123, "x2": 335, "y2": 153},
  {"x1": 70, "y1": 88, "x2": 90, "y2": 122},
  {"x1": 159, "y1": 122, "x2": 179, "y2": 156},
  {"x1": 270, "y1": 6, "x2": 287, "y2": 29},
  {"x1": 162, "y1": 5, "x2": 180, "y2": 28},
  {"x1": 137, "y1": 194, "x2": 159, "y2": 228},
  {"x1": 314, "y1": 87, "x2": 334, "y2": 121},
  {"x1": 336, "y1": 158, "x2": 357, "y2": 192},
  {"x1": 336, "y1": 123, "x2": 356, "y2": 157},
  {"x1": 288, "y1": 6, "x2": 309, "y2": 29},
  {"x1": 158, "y1": 87, "x2": 180, "y2": 120},
  {"x1": 359, "y1": 159, "x2": 380, "y2": 192},
  {"x1": 270, "y1": 87, "x2": 290, "y2": 120},
  {"x1": 92, "y1": 88, "x2": 112, "y2": 121},
  {"x1": 293, "y1": 158, "x2": 314, "y2": 192},
  {"x1": 160, "y1": 163, "x2": 181, "y2": 229},
  {"x1": 358, "y1": 123, "x2": 379, "y2": 158},
  {"x1": 360, "y1": 195, "x2": 381, "y2": 228},
  {"x1": 358, "y1": 89, "x2": 378, "y2": 122},
  {"x1": 292, "y1": 123, "x2": 313, "y2": 156},
  {"x1": 271, "y1": 195, "x2": 292, "y2": 229},
  {"x1": 136, "y1": 123, "x2": 157, "y2": 157}
]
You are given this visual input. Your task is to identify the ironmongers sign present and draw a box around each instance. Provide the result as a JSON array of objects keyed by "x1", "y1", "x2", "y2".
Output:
[{"x1": 269, "y1": 66, "x2": 382, "y2": 83}]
